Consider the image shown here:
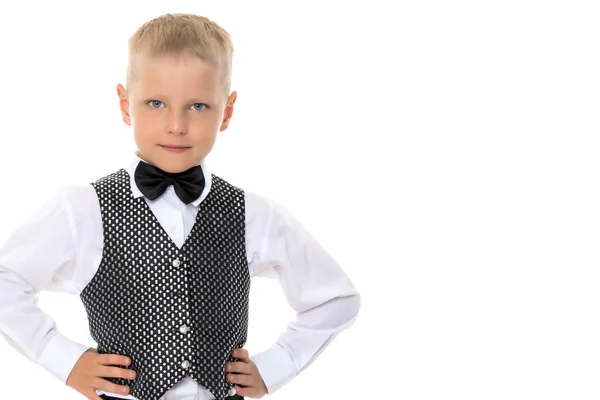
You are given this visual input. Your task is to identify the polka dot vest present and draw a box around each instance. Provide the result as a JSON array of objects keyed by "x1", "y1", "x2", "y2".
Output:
[{"x1": 80, "y1": 168, "x2": 250, "y2": 400}]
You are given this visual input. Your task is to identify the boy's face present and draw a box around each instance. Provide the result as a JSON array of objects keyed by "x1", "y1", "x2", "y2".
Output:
[{"x1": 117, "y1": 53, "x2": 236, "y2": 173}]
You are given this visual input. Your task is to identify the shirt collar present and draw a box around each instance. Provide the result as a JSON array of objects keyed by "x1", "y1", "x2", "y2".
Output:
[{"x1": 126, "y1": 151, "x2": 212, "y2": 207}]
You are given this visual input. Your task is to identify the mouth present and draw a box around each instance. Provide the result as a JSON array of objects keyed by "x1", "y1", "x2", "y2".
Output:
[
  {"x1": 160, "y1": 144, "x2": 192, "y2": 153},
  {"x1": 160, "y1": 144, "x2": 191, "y2": 149}
]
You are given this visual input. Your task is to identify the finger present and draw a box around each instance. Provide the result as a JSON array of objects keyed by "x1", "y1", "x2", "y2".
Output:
[
  {"x1": 232, "y1": 348, "x2": 249, "y2": 362},
  {"x1": 85, "y1": 390, "x2": 104, "y2": 400},
  {"x1": 98, "y1": 353, "x2": 131, "y2": 367},
  {"x1": 234, "y1": 385, "x2": 258, "y2": 398},
  {"x1": 93, "y1": 377, "x2": 131, "y2": 396},
  {"x1": 226, "y1": 361, "x2": 251, "y2": 374},
  {"x1": 98, "y1": 365, "x2": 136, "y2": 380},
  {"x1": 226, "y1": 372, "x2": 252, "y2": 386}
]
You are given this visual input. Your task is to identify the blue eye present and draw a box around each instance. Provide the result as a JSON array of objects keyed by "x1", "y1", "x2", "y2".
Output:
[
  {"x1": 146, "y1": 101, "x2": 207, "y2": 111},
  {"x1": 148, "y1": 100, "x2": 163, "y2": 108}
]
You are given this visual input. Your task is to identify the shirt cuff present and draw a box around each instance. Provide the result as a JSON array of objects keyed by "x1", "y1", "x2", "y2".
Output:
[
  {"x1": 37, "y1": 332, "x2": 91, "y2": 385},
  {"x1": 251, "y1": 343, "x2": 297, "y2": 395}
]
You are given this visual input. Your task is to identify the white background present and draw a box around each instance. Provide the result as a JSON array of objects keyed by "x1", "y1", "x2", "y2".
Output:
[{"x1": 0, "y1": 1, "x2": 599, "y2": 399}]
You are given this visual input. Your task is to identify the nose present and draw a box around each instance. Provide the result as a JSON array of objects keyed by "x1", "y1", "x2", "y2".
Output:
[{"x1": 167, "y1": 109, "x2": 188, "y2": 135}]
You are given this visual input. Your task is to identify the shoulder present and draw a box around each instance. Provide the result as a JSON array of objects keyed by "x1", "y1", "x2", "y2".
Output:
[
  {"x1": 207, "y1": 174, "x2": 298, "y2": 227},
  {"x1": 243, "y1": 189, "x2": 272, "y2": 220},
  {"x1": 243, "y1": 189, "x2": 298, "y2": 229},
  {"x1": 31, "y1": 182, "x2": 100, "y2": 211},
  {"x1": 58, "y1": 183, "x2": 102, "y2": 216},
  {"x1": 5, "y1": 182, "x2": 101, "y2": 243}
]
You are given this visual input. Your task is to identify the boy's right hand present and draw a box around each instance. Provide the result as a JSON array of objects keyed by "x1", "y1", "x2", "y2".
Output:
[{"x1": 66, "y1": 347, "x2": 136, "y2": 400}]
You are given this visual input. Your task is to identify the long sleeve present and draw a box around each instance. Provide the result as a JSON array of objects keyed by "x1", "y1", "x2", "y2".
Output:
[
  {"x1": 0, "y1": 186, "x2": 91, "y2": 385},
  {"x1": 249, "y1": 197, "x2": 361, "y2": 394}
]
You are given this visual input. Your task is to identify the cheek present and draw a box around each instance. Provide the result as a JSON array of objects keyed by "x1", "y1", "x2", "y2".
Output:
[
  {"x1": 132, "y1": 120, "x2": 157, "y2": 146},
  {"x1": 131, "y1": 108, "x2": 157, "y2": 133},
  {"x1": 197, "y1": 115, "x2": 222, "y2": 134},
  {"x1": 131, "y1": 104, "x2": 148, "y2": 123},
  {"x1": 190, "y1": 115, "x2": 221, "y2": 133}
]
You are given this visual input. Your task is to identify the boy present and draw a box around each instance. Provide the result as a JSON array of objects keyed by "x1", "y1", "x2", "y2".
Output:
[{"x1": 0, "y1": 12, "x2": 360, "y2": 400}]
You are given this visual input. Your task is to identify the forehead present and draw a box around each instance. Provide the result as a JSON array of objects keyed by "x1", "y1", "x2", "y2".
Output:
[{"x1": 133, "y1": 53, "x2": 223, "y2": 102}]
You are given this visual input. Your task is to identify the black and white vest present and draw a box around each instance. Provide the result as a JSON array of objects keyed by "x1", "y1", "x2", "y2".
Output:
[{"x1": 80, "y1": 168, "x2": 250, "y2": 400}]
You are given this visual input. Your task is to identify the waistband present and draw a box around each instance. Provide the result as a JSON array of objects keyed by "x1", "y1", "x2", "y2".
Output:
[{"x1": 99, "y1": 394, "x2": 244, "y2": 400}]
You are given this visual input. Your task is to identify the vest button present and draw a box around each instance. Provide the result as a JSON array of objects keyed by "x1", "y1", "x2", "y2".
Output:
[
  {"x1": 181, "y1": 360, "x2": 190, "y2": 369},
  {"x1": 172, "y1": 259, "x2": 181, "y2": 267},
  {"x1": 179, "y1": 324, "x2": 189, "y2": 334}
]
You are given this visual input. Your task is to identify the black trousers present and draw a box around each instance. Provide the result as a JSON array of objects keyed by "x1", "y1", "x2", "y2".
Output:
[{"x1": 99, "y1": 394, "x2": 244, "y2": 400}]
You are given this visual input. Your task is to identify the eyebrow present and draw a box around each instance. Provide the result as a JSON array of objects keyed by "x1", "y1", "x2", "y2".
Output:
[{"x1": 144, "y1": 95, "x2": 215, "y2": 104}]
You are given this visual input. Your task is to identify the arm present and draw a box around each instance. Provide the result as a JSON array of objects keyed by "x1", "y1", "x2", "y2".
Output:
[
  {"x1": 249, "y1": 197, "x2": 361, "y2": 394},
  {"x1": 0, "y1": 186, "x2": 92, "y2": 385}
]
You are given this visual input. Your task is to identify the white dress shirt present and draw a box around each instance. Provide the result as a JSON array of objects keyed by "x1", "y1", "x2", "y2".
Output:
[{"x1": 0, "y1": 152, "x2": 360, "y2": 400}]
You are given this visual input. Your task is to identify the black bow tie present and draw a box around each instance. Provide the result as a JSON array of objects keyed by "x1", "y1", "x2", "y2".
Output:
[{"x1": 134, "y1": 161, "x2": 206, "y2": 205}]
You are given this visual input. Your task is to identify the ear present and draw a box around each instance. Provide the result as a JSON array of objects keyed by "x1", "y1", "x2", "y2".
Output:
[
  {"x1": 117, "y1": 84, "x2": 131, "y2": 126},
  {"x1": 219, "y1": 91, "x2": 237, "y2": 132}
]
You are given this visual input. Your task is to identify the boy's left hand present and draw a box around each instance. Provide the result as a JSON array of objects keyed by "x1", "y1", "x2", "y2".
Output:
[{"x1": 226, "y1": 348, "x2": 268, "y2": 398}]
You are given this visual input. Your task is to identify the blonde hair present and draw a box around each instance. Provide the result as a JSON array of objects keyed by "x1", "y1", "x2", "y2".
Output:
[{"x1": 126, "y1": 13, "x2": 233, "y2": 99}]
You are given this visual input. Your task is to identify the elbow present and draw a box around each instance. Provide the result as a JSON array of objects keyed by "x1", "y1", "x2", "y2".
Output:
[
  {"x1": 351, "y1": 291, "x2": 361, "y2": 318},
  {"x1": 341, "y1": 291, "x2": 361, "y2": 325}
]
